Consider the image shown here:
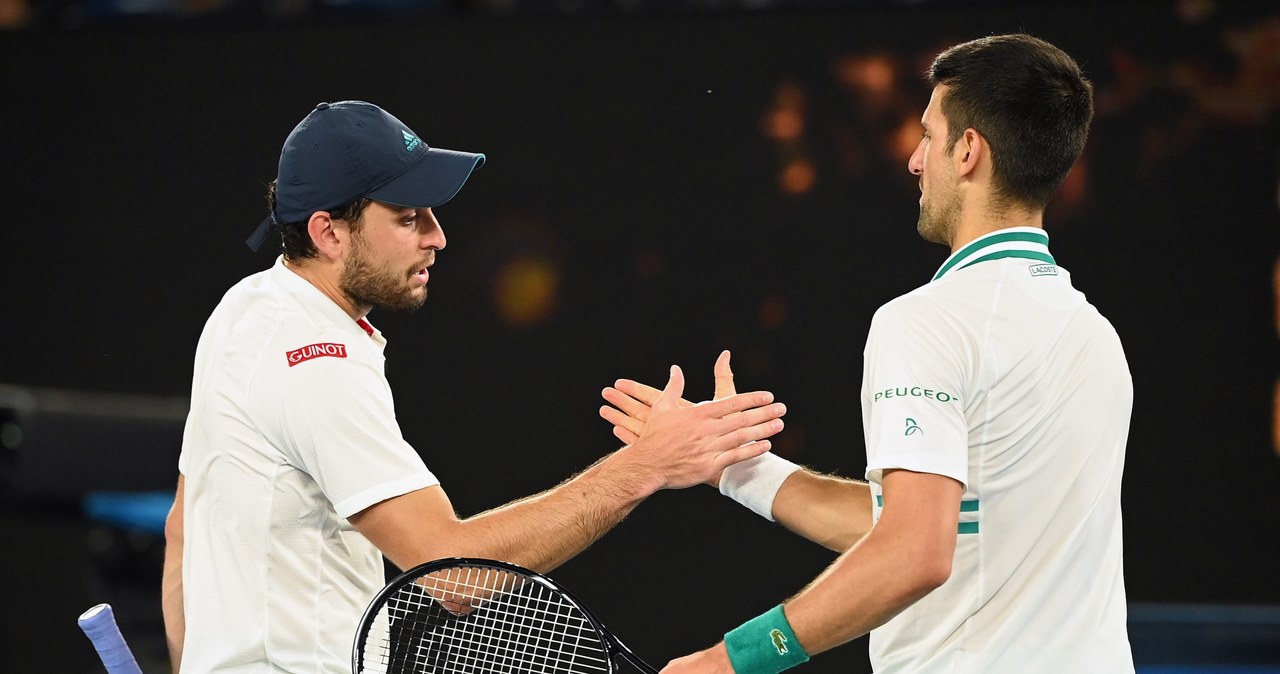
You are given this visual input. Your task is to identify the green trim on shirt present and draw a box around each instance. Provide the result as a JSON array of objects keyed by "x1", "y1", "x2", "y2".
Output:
[
  {"x1": 876, "y1": 496, "x2": 981, "y2": 534},
  {"x1": 932, "y1": 229, "x2": 1053, "y2": 282},
  {"x1": 954, "y1": 250, "x2": 1055, "y2": 275}
]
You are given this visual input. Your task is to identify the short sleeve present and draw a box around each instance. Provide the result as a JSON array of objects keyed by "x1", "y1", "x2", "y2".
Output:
[
  {"x1": 861, "y1": 296, "x2": 969, "y2": 488},
  {"x1": 256, "y1": 344, "x2": 438, "y2": 519}
]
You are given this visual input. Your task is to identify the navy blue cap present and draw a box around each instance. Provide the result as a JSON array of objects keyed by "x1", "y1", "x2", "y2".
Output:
[{"x1": 246, "y1": 100, "x2": 485, "y2": 251}]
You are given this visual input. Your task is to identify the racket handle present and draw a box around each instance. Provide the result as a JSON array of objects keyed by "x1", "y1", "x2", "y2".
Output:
[{"x1": 78, "y1": 603, "x2": 144, "y2": 674}]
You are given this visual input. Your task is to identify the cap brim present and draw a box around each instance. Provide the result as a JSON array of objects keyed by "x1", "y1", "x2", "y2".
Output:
[{"x1": 366, "y1": 148, "x2": 485, "y2": 210}]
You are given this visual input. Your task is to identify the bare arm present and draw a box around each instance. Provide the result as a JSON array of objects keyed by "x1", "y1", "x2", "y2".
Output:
[
  {"x1": 353, "y1": 453, "x2": 646, "y2": 574},
  {"x1": 770, "y1": 470, "x2": 873, "y2": 552},
  {"x1": 663, "y1": 469, "x2": 962, "y2": 673},
  {"x1": 162, "y1": 474, "x2": 185, "y2": 673},
  {"x1": 782, "y1": 469, "x2": 961, "y2": 651},
  {"x1": 352, "y1": 365, "x2": 787, "y2": 574}
]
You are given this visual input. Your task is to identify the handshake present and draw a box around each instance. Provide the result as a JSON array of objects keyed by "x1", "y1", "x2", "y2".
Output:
[{"x1": 594, "y1": 351, "x2": 794, "y2": 500}]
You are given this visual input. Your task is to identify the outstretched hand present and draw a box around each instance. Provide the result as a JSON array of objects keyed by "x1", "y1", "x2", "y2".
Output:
[
  {"x1": 601, "y1": 351, "x2": 752, "y2": 488},
  {"x1": 601, "y1": 350, "x2": 738, "y2": 443}
]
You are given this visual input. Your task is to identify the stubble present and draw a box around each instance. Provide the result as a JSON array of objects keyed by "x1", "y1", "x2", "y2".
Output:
[{"x1": 340, "y1": 234, "x2": 428, "y2": 313}]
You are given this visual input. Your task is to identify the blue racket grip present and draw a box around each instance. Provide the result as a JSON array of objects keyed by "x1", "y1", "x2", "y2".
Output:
[{"x1": 78, "y1": 603, "x2": 144, "y2": 674}]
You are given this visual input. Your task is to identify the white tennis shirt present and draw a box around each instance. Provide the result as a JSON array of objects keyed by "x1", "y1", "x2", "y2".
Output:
[
  {"x1": 861, "y1": 227, "x2": 1134, "y2": 673},
  {"x1": 178, "y1": 257, "x2": 438, "y2": 673}
]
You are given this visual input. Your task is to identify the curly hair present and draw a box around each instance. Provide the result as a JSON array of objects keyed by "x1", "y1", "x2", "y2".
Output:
[{"x1": 264, "y1": 180, "x2": 372, "y2": 262}]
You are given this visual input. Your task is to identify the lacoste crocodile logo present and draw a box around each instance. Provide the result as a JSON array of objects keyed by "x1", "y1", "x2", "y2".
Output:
[{"x1": 770, "y1": 629, "x2": 788, "y2": 655}]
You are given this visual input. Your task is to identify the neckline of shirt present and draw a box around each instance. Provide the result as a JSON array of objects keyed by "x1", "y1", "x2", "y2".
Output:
[
  {"x1": 931, "y1": 227, "x2": 1054, "y2": 283},
  {"x1": 272, "y1": 256, "x2": 382, "y2": 340}
]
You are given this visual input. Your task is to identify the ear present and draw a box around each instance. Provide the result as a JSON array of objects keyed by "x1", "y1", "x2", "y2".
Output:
[
  {"x1": 306, "y1": 211, "x2": 344, "y2": 260},
  {"x1": 954, "y1": 128, "x2": 984, "y2": 178}
]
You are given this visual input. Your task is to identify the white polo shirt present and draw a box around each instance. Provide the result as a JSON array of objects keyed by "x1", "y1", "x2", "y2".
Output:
[
  {"x1": 861, "y1": 228, "x2": 1134, "y2": 673},
  {"x1": 178, "y1": 257, "x2": 438, "y2": 673}
]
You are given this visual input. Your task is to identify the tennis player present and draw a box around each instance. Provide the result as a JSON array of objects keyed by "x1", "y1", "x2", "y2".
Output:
[
  {"x1": 602, "y1": 35, "x2": 1134, "y2": 673},
  {"x1": 160, "y1": 100, "x2": 788, "y2": 674}
]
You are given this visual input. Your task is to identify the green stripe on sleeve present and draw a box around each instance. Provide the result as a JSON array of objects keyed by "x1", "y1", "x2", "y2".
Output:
[{"x1": 877, "y1": 496, "x2": 978, "y2": 512}]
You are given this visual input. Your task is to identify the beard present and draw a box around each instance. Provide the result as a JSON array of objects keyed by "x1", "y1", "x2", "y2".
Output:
[
  {"x1": 340, "y1": 235, "x2": 428, "y2": 313},
  {"x1": 915, "y1": 182, "x2": 961, "y2": 246}
]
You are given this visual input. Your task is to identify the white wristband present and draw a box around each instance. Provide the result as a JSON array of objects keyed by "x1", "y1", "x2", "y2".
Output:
[{"x1": 718, "y1": 453, "x2": 802, "y2": 521}]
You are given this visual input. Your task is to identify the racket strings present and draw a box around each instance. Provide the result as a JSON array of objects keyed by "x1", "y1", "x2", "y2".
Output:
[{"x1": 361, "y1": 565, "x2": 610, "y2": 674}]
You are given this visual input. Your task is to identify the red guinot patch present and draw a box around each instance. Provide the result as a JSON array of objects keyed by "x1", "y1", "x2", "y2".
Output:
[{"x1": 287, "y1": 343, "x2": 348, "y2": 367}]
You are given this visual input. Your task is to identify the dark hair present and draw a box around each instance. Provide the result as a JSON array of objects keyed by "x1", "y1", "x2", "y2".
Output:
[
  {"x1": 928, "y1": 34, "x2": 1094, "y2": 210},
  {"x1": 265, "y1": 180, "x2": 371, "y2": 261}
]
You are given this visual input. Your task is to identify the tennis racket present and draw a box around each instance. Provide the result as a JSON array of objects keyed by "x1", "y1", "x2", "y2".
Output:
[
  {"x1": 78, "y1": 603, "x2": 143, "y2": 674},
  {"x1": 353, "y1": 558, "x2": 658, "y2": 674}
]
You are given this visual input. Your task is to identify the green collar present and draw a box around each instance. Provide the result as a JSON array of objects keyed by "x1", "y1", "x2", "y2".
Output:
[{"x1": 932, "y1": 228, "x2": 1055, "y2": 282}]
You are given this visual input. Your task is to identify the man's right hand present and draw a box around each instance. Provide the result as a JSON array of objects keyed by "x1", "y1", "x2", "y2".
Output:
[{"x1": 602, "y1": 351, "x2": 763, "y2": 490}]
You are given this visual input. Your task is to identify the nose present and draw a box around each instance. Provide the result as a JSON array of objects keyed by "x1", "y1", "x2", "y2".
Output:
[
  {"x1": 908, "y1": 138, "x2": 924, "y2": 176},
  {"x1": 420, "y1": 208, "x2": 446, "y2": 251}
]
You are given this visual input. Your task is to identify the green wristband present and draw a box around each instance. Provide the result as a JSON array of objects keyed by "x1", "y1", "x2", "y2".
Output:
[{"x1": 723, "y1": 605, "x2": 810, "y2": 674}]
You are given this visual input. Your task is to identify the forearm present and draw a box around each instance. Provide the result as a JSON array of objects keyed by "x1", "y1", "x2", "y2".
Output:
[
  {"x1": 715, "y1": 470, "x2": 961, "y2": 669},
  {"x1": 162, "y1": 559, "x2": 184, "y2": 672},
  {"x1": 162, "y1": 476, "x2": 185, "y2": 672},
  {"x1": 356, "y1": 450, "x2": 658, "y2": 574},
  {"x1": 671, "y1": 526, "x2": 948, "y2": 674},
  {"x1": 770, "y1": 471, "x2": 874, "y2": 552},
  {"x1": 783, "y1": 525, "x2": 948, "y2": 655},
  {"x1": 717, "y1": 456, "x2": 873, "y2": 552},
  {"x1": 450, "y1": 451, "x2": 656, "y2": 573}
]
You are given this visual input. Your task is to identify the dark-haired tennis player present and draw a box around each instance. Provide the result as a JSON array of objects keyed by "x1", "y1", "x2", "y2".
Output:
[
  {"x1": 603, "y1": 35, "x2": 1134, "y2": 673},
  {"x1": 161, "y1": 100, "x2": 787, "y2": 674}
]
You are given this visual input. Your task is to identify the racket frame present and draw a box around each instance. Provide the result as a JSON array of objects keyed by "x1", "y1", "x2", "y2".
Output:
[{"x1": 352, "y1": 557, "x2": 656, "y2": 674}]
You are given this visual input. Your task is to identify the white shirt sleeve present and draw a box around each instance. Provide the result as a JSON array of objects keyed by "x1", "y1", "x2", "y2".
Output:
[
  {"x1": 861, "y1": 295, "x2": 970, "y2": 488},
  {"x1": 257, "y1": 336, "x2": 438, "y2": 519}
]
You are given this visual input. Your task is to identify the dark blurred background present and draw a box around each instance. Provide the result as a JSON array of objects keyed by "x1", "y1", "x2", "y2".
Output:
[{"x1": 2, "y1": 0, "x2": 1279, "y2": 671}]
